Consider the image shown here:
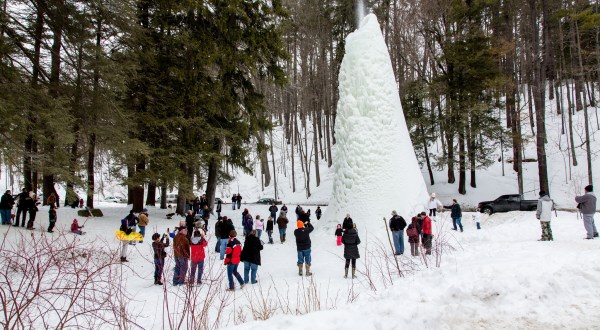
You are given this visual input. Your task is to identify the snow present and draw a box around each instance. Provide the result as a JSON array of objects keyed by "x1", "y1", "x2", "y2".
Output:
[
  {"x1": 2, "y1": 201, "x2": 599, "y2": 328},
  {"x1": 325, "y1": 13, "x2": 429, "y2": 227}
]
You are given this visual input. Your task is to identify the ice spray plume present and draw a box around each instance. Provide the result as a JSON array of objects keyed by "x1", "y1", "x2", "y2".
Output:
[
  {"x1": 356, "y1": 0, "x2": 366, "y2": 28},
  {"x1": 323, "y1": 13, "x2": 429, "y2": 229}
]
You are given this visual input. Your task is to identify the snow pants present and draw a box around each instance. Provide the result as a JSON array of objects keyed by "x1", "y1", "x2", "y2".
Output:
[
  {"x1": 410, "y1": 242, "x2": 419, "y2": 256},
  {"x1": 582, "y1": 214, "x2": 597, "y2": 239}
]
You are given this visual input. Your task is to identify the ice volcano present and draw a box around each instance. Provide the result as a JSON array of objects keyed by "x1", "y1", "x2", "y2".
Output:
[{"x1": 324, "y1": 14, "x2": 428, "y2": 227}]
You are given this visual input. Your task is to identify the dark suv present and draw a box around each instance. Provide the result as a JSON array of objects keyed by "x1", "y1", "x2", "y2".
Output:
[{"x1": 478, "y1": 194, "x2": 537, "y2": 215}]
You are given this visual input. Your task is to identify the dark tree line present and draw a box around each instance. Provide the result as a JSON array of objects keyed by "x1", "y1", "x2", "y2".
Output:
[{"x1": 1, "y1": 0, "x2": 598, "y2": 208}]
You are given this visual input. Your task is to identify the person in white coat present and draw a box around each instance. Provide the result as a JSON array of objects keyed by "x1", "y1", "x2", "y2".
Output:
[
  {"x1": 536, "y1": 191, "x2": 555, "y2": 241},
  {"x1": 427, "y1": 193, "x2": 443, "y2": 221}
]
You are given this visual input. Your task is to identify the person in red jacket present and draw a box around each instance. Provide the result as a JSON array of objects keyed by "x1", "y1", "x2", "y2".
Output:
[
  {"x1": 224, "y1": 230, "x2": 244, "y2": 291},
  {"x1": 71, "y1": 218, "x2": 84, "y2": 235},
  {"x1": 419, "y1": 212, "x2": 433, "y2": 255},
  {"x1": 190, "y1": 230, "x2": 208, "y2": 285}
]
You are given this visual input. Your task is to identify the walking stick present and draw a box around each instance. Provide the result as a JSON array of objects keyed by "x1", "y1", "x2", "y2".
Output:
[{"x1": 382, "y1": 217, "x2": 401, "y2": 274}]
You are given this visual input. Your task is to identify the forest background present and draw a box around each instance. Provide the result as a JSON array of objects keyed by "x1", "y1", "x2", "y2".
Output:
[{"x1": 0, "y1": 0, "x2": 598, "y2": 214}]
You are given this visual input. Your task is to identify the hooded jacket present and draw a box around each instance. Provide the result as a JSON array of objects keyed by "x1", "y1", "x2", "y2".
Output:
[
  {"x1": 342, "y1": 228, "x2": 361, "y2": 259},
  {"x1": 190, "y1": 237, "x2": 208, "y2": 263},
  {"x1": 575, "y1": 192, "x2": 597, "y2": 215},
  {"x1": 536, "y1": 195, "x2": 554, "y2": 222}
]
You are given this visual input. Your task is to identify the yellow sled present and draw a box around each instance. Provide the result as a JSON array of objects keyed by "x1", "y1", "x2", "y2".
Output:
[{"x1": 115, "y1": 230, "x2": 143, "y2": 241}]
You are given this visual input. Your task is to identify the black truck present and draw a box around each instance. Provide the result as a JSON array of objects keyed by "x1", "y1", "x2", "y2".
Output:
[{"x1": 477, "y1": 194, "x2": 538, "y2": 215}]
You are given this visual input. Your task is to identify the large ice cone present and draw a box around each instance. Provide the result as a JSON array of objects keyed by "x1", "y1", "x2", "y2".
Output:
[{"x1": 324, "y1": 14, "x2": 429, "y2": 228}]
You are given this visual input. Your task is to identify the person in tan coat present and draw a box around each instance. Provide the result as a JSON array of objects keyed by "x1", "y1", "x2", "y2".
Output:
[
  {"x1": 138, "y1": 209, "x2": 150, "y2": 243},
  {"x1": 173, "y1": 227, "x2": 190, "y2": 286}
]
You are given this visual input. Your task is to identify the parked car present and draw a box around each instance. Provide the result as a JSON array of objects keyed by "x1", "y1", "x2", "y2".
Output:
[
  {"x1": 104, "y1": 196, "x2": 126, "y2": 203},
  {"x1": 478, "y1": 194, "x2": 538, "y2": 215},
  {"x1": 157, "y1": 193, "x2": 178, "y2": 204},
  {"x1": 255, "y1": 197, "x2": 282, "y2": 205}
]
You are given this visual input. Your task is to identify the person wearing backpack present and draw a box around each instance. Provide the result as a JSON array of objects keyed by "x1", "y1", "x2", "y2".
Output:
[
  {"x1": 536, "y1": 191, "x2": 555, "y2": 241},
  {"x1": 276, "y1": 212, "x2": 289, "y2": 243},
  {"x1": 406, "y1": 216, "x2": 420, "y2": 256},
  {"x1": 389, "y1": 210, "x2": 407, "y2": 255}
]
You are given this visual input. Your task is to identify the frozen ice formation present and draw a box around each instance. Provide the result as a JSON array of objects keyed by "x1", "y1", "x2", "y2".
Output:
[{"x1": 324, "y1": 14, "x2": 429, "y2": 228}]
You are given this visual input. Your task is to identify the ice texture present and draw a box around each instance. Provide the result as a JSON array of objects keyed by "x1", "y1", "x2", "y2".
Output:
[{"x1": 324, "y1": 14, "x2": 429, "y2": 226}]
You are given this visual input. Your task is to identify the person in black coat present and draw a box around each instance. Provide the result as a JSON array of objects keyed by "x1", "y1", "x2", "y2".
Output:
[
  {"x1": 218, "y1": 217, "x2": 235, "y2": 260},
  {"x1": 47, "y1": 204, "x2": 57, "y2": 233},
  {"x1": 26, "y1": 193, "x2": 39, "y2": 230},
  {"x1": 266, "y1": 216, "x2": 274, "y2": 244},
  {"x1": 294, "y1": 220, "x2": 314, "y2": 276},
  {"x1": 240, "y1": 230, "x2": 263, "y2": 284},
  {"x1": 216, "y1": 199, "x2": 222, "y2": 218},
  {"x1": 193, "y1": 197, "x2": 201, "y2": 214},
  {"x1": 214, "y1": 217, "x2": 223, "y2": 252},
  {"x1": 342, "y1": 214, "x2": 353, "y2": 230},
  {"x1": 0, "y1": 190, "x2": 15, "y2": 225},
  {"x1": 14, "y1": 189, "x2": 29, "y2": 227},
  {"x1": 315, "y1": 206, "x2": 322, "y2": 220},
  {"x1": 185, "y1": 210, "x2": 195, "y2": 239},
  {"x1": 342, "y1": 224, "x2": 361, "y2": 278},
  {"x1": 268, "y1": 203, "x2": 278, "y2": 220}
]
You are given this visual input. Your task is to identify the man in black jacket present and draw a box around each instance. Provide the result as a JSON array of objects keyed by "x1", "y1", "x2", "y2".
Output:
[
  {"x1": 218, "y1": 216, "x2": 235, "y2": 260},
  {"x1": 14, "y1": 189, "x2": 29, "y2": 227},
  {"x1": 0, "y1": 190, "x2": 15, "y2": 225},
  {"x1": 294, "y1": 220, "x2": 314, "y2": 276},
  {"x1": 389, "y1": 210, "x2": 407, "y2": 255}
]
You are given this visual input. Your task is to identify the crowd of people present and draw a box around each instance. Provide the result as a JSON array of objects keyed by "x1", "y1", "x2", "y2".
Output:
[{"x1": 1, "y1": 186, "x2": 597, "y2": 290}]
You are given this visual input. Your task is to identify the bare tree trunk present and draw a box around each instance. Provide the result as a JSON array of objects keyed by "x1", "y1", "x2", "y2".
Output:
[
  {"x1": 146, "y1": 180, "x2": 156, "y2": 206},
  {"x1": 205, "y1": 138, "x2": 223, "y2": 211},
  {"x1": 420, "y1": 123, "x2": 434, "y2": 185},
  {"x1": 530, "y1": 0, "x2": 550, "y2": 193},
  {"x1": 458, "y1": 125, "x2": 466, "y2": 195},
  {"x1": 312, "y1": 110, "x2": 320, "y2": 187},
  {"x1": 160, "y1": 182, "x2": 167, "y2": 209},
  {"x1": 132, "y1": 159, "x2": 145, "y2": 212},
  {"x1": 259, "y1": 131, "x2": 271, "y2": 187},
  {"x1": 86, "y1": 134, "x2": 95, "y2": 208},
  {"x1": 270, "y1": 129, "x2": 278, "y2": 200}
]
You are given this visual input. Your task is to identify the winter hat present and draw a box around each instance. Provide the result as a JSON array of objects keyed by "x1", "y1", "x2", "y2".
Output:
[
  {"x1": 539, "y1": 190, "x2": 547, "y2": 197},
  {"x1": 391, "y1": 210, "x2": 398, "y2": 216},
  {"x1": 229, "y1": 230, "x2": 237, "y2": 237},
  {"x1": 420, "y1": 211, "x2": 426, "y2": 216},
  {"x1": 141, "y1": 208, "x2": 148, "y2": 213},
  {"x1": 297, "y1": 220, "x2": 304, "y2": 228},
  {"x1": 585, "y1": 185, "x2": 593, "y2": 192}
]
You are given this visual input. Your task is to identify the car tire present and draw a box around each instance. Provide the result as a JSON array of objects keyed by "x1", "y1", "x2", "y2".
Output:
[{"x1": 482, "y1": 207, "x2": 493, "y2": 215}]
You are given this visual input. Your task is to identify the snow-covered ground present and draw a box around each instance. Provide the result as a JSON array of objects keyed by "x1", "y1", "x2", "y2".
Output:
[{"x1": 1, "y1": 201, "x2": 598, "y2": 328}]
